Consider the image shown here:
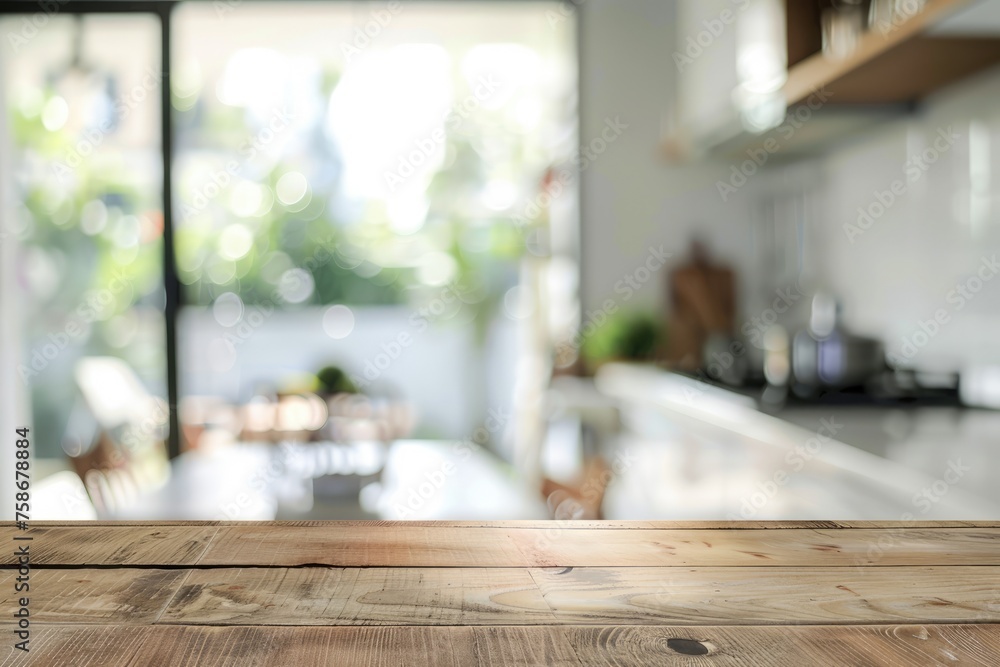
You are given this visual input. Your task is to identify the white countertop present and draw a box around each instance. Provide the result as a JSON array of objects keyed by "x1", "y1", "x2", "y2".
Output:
[{"x1": 595, "y1": 363, "x2": 1000, "y2": 520}]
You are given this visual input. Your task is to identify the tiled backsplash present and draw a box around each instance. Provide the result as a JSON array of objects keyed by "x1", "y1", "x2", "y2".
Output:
[{"x1": 807, "y1": 65, "x2": 1000, "y2": 371}]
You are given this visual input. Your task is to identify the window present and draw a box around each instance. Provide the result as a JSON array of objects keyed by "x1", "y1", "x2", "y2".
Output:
[
  {"x1": 2, "y1": 1, "x2": 578, "y2": 461},
  {"x1": 1, "y1": 13, "x2": 166, "y2": 458}
]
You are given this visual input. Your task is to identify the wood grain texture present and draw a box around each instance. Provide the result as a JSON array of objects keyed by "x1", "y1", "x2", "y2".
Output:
[
  {"x1": 3, "y1": 523, "x2": 999, "y2": 664},
  {"x1": 200, "y1": 525, "x2": 531, "y2": 567},
  {"x1": 8, "y1": 564, "x2": 996, "y2": 628},
  {"x1": 510, "y1": 527, "x2": 1000, "y2": 568},
  {"x1": 529, "y1": 565, "x2": 1000, "y2": 626},
  {"x1": 153, "y1": 565, "x2": 1000, "y2": 627},
  {"x1": 0, "y1": 568, "x2": 187, "y2": 625},
  {"x1": 781, "y1": 0, "x2": 976, "y2": 105},
  {"x1": 16, "y1": 520, "x2": 1000, "y2": 529},
  {"x1": 159, "y1": 567, "x2": 554, "y2": 626},
  {"x1": 0, "y1": 626, "x2": 149, "y2": 667},
  {"x1": 3, "y1": 624, "x2": 999, "y2": 667},
  {"x1": 9, "y1": 524, "x2": 998, "y2": 567},
  {"x1": 195, "y1": 526, "x2": 1000, "y2": 568},
  {"x1": 0, "y1": 525, "x2": 217, "y2": 566}
]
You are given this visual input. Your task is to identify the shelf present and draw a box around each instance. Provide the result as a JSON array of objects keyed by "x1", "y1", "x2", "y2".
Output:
[
  {"x1": 664, "y1": 0, "x2": 1000, "y2": 161},
  {"x1": 783, "y1": 0, "x2": 1000, "y2": 106}
]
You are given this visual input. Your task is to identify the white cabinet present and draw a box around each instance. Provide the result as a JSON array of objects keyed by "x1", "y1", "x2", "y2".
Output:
[{"x1": 671, "y1": 0, "x2": 787, "y2": 155}]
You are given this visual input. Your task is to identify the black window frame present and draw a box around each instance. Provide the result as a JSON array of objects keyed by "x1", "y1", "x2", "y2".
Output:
[
  {"x1": 1, "y1": 0, "x2": 583, "y2": 462},
  {"x1": 1, "y1": 0, "x2": 182, "y2": 457}
]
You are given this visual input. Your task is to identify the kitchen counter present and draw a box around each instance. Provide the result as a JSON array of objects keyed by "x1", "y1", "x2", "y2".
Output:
[
  {"x1": 594, "y1": 364, "x2": 1000, "y2": 520},
  {"x1": 778, "y1": 405, "x2": 1000, "y2": 507},
  {"x1": 3, "y1": 521, "x2": 999, "y2": 665}
]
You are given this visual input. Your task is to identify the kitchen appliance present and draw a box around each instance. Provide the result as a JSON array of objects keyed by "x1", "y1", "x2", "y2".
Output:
[{"x1": 790, "y1": 292, "x2": 885, "y2": 394}]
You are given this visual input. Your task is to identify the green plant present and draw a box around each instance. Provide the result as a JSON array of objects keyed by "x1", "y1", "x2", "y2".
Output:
[
  {"x1": 315, "y1": 365, "x2": 359, "y2": 395},
  {"x1": 582, "y1": 311, "x2": 665, "y2": 371}
]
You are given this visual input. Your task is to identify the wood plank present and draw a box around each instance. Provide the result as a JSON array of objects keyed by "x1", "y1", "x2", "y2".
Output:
[
  {"x1": 818, "y1": 37, "x2": 1000, "y2": 105},
  {"x1": 512, "y1": 527, "x2": 1000, "y2": 568},
  {"x1": 0, "y1": 525, "x2": 217, "y2": 566},
  {"x1": 4, "y1": 624, "x2": 999, "y2": 666},
  {"x1": 158, "y1": 567, "x2": 554, "y2": 626},
  {"x1": 0, "y1": 568, "x2": 187, "y2": 625},
  {"x1": 157, "y1": 565, "x2": 1000, "y2": 627},
  {"x1": 0, "y1": 626, "x2": 149, "y2": 667},
  {"x1": 17, "y1": 520, "x2": 1000, "y2": 529},
  {"x1": 200, "y1": 525, "x2": 530, "y2": 567},
  {"x1": 9, "y1": 563, "x2": 996, "y2": 629},
  {"x1": 6, "y1": 524, "x2": 999, "y2": 568},
  {"x1": 195, "y1": 526, "x2": 1000, "y2": 568},
  {"x1": 530, "y1": 565, "x2": 1000, "y2": 626},
  {"x1": 782, "y1": 0, "x2": 976, "y2": 105}
]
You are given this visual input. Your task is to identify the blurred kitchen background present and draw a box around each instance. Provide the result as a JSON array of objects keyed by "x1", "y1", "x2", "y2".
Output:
[{"x1": 2, "y1": 0, "x2": 1000, "y2": 521}]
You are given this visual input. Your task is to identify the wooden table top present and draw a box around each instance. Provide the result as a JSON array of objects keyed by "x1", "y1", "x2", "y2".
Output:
[{"x1": 2, "y1": 521, "x2": 999, "y2": 665}]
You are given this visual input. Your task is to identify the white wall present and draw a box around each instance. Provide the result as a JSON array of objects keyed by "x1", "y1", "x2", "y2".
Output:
[
  {"x1": 578, "y1": 0, "x2": 767, "y2": 317},
  {"x1": 579, "y1": 0, "x2": 1000, "y2": 373},
  {"x1": 180, "y1": 306, "x2": 519, "y2": 440},
  {"x1": 807, "y1": 64, "x2": 1000, "y2": 371}
]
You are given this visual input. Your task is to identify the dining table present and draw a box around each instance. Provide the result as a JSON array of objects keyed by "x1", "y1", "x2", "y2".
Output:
[{"x1": 2, "y1": 520, "x2": 998, "y2": 665}]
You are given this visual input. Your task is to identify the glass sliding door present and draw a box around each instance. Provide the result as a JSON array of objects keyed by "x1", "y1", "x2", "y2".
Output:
[
  {"x1": 0, "y1": 13, "x2": 167, "y2": 464},
  {"x1": 172, "y1": 2, "x2": 578, "y2": 456},
  {"x1": 0, "y1": 1, "x2": 579, "y2": 520}
]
